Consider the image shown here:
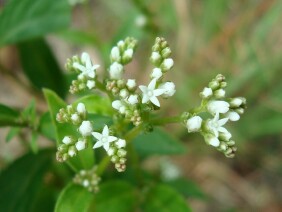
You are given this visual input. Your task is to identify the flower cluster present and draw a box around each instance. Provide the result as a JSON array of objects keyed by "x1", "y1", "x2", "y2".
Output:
[
  {"x1": 92, "y1": 125, "x2": 127, "y2": 172},
  {"x1": 110, "y1": 37, "x2": 175, "y2": 126},
  {"x1": 65, "y1": 52, "x2": 99, "y2": 94},
  {"x1": 185, "y1": 74, "x2": 246, "y2": 158},
  {"x1": 56, "y1": 102, "x2": 127, "y2": 171},
  {"x1": 73, "y1": 167, "x2": 101, "y2": 193}
]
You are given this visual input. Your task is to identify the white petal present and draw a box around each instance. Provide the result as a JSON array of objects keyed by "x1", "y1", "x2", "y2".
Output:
[
  {"x1": 148, "y1": 78, "x2": 157, "y2": 90},
  {"x1": 92, "y1": 132, "x2": 102, "y2": 140},
  {"x1": 73, "y1": 63, "x2": 86, "y2": 72},
  {"x1": 93, "y1": 141, "x2": 103, "y2": 149},
  {"x1": 153, "y1": 89, "x2": 165, "y2": 96},
  {"x1": 210, "y1": 137, "x2": 220, "y2": 147},
  {"x1": 150, "y1": 96, "x2": 160, "y2": 107},
  {"x1": 103, "y1": 143, "x2": 110, "y2": 151},
  {"x1": 142, "y1": 95, "x2": 150, "y2": 104},
  {"x1": 108, "y1": 136, "x2": 117, "y2": 143},
  {"x1": 139, "y1": 85, "x2": 148, "y2": 93},
  {"x1": 102, "y1": 125, "x2": 109, "y2": 136},
  {"x1": 218, "y1": 118, "x2": 229, "y2": 126},
  {"x1": 218, "y1": 127, "x2": 228, "y2": 134}
]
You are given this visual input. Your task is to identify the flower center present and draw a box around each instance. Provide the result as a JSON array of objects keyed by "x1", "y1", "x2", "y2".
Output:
[
  {"x1": 101, "y1": 137, "x2": 107, "y2": 143},
  {"x1": 147, "y1": 91, "x2": 153, "y2": 97}
]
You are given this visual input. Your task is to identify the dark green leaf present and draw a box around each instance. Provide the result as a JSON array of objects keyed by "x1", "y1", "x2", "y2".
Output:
[
  {"x1": 133, "y1": 128, "x2": 186, "y2": 156},
  {"x1": 0, "y1": 150, "x2": 52, "y2": 212},
  {"x1": 18, "y1": 39, "x2": 66, "y2": 97},
  {"x1": 43, "y1": 89, "x2": 94, "y2": 172},
  {"x1": 92, "y1": 181, "x2": 137, "y2": 212},
  {"x1": 39, "y1": 112, "x2": 56, "y2": 141},
  {"x1": 166, "y1": 178, "x2": 207, "y2": 200},
  {"x1": 55, "y1": 183, "x2": 94, "y2": 212},
  {"x1": 0, "y1": 103, "x2": 20, "y2": 126},
  {"x1": 143, "y1": 184, "x2": 191, "y2": 212},
  {"x1": 5, "y1": 127, "x2": 21, "y2": 142},
  {"x1": 88, "y1": 114, "x2": 113, "y2": 131},
  {"x1": 0, "y1": 0, "x2": 71, "y2": 46}
]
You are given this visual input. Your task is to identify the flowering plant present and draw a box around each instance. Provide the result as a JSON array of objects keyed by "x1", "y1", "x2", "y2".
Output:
[{"x1": 35, "y1": 37, "x2": 246, "y2": 210}]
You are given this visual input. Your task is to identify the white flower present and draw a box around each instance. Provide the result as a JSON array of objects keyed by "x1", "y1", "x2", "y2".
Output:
[
  {"x1": 92, "y1": 125, "x2": 117, "y2": 151},
  {"x1": 162, "y1": 58, "x2": 174, "y2": 70},
  {"x1": 112, "y1": 100, "x2": 123, "y2": 110},
  {"x1": 150, "y1": 52, "x2": 161, "y2": 62},
  {"x1": 109, "y1": 62, "x2": 123, "y2": 79},
  {"x1": 214, "y1": 89, "x2": 225, "y2": 98},
  {"x1": 68, "y1": 147, "x2": 77, "y2": 157},
  {"x1": 62, "y1": 136, "x2": 72, "y2": 145},
  {"x1": 201, "y1": 87, "x2": 213, "y2": 98},
  {"x1": 86, "y1": 80, "x2": 95, "y2": 89},
  {"x1": 226, "y1": 111, "x2": 240, "y2": 121},
  {"x1": 71, "y1": 114, "x2": 79, "y2": 122},
  {"x1": 139, "y1": 78, "x2": 165, "y2": 107},
  {"x1": 73, "y1": 52, "x2": 99, "y2": 79},
  {"x1": 186, "y1": 116, "x2": 202, "y2": 132},
  {"x1": 77, "y1": 103, "x2": 86, "y2": 114},
  {"x1": 206, "y1": 113, "x2": 229, "y2": 137},
  {"x1": 79, "y1": 121, "x2": 93, "y2": 137},
  {"x1": 219, "y1": 130, "x2": 232, "y2": 141},
  {"x1": 117, "y1": 41, "x2": 125, "y2": 48},
  {"x1": 119, "y1": 89, "x2": 129, "y2": 99},
  {"x1": 76, "y1": 139, "x2": 86, "y2": 151},
  {"x1": 115, "y1": 139, "x2": 126, "y2": 148},
  {"x1": 159, "y1": 82, "x2": 176, "y2": 98},
  {"x1": 127, "y1": 95, "x2": 139, "y2": 105},
  {"x1": 111, "y1": 47, "x2": 120, "y2": 61},
  {"x1": 124, "y1": 49, "x2": 133, "y2": 59},
  {"x1": 151, "y1": 68, "x2": 163, "y2": 80},
  {"x1": 119, "y1": 106, "x2": 126, "y2": 114},
  {"x1": 126, "y1": 79, "x2": 136, "y2": 89},
  {"x1": 135, "y1": 15, "x2": 147, "y2": 27},
  {"x1": 230, "y1": 98, "x2": 243, "y2": 107},
  {"x1": 107, "y1": 147, "x2": 115, "y2": 156},
  {"x1": 207, "y1": 100, "x2": 230, "y2": 114},
  {"x1": 205, "y1": 135, "x2": 220, "y2": 147},
  {"x1": 82, "y1": 179, "x2": 89, "y2": 187}
]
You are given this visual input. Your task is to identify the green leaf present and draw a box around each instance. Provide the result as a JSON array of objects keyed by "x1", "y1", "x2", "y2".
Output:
[
  {"x1": 5, "y1": 127, "x2": 21, "y2": 142},
  {"x1": 0, "y1": 103, "x2": 20, "y2": 126},
  {"x1": 88, "y1": 114, "x2": 113, "y2": 131},
  {"x1": 30, "y1": 131, "x2": 39, "y2": 154},
  {"x1": 73, "y1": 94, "x2": 112, "y2": 115},
  {"x1": 0, "y1": 150, "x2": 52, "y2": 212},
  {"x1": 133, "y1": 128, "x2": 186, "y2": 156},
  {"x1": 38, "y1": 112, "x2": 56, "y2": 141},
  {"x1": 166, "y1": 178, "x2": 207, "y2": 200},
  {"x1": 22, "y1": 99, "x2": 36, "y2": 124},
  {"x1": 143, "y1": 184, "x2": 191, "y2": 212},
  {"x1": 0, "y1": 0, "x2": 71, "y2": 46},
  {"x1": 55, "y1": 183, "x2": 94, "y2": 212},
  {"x1": 18, "y1": 38, "x2": 67, "y2": 97},
  {"x1": 43, "y1": 89, "x2": 94, "y2": 172},
  {"x1": 92, "y1": 181, "x2": 137, "y2": 212}
]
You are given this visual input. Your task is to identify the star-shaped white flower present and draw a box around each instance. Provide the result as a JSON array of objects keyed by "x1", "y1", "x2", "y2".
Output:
[
  {"x1": 73, "y1": 53, "x2": 100, "y2": 79},
  {"x1": 206, "y1": 113, "x2": 229, "y2": 137},
  {"x1": 139, "y1": 79, "x2": 164, "y2": 107},
  {"x1": 92, "y1": 125, "x2": 117, "y2": 151}
]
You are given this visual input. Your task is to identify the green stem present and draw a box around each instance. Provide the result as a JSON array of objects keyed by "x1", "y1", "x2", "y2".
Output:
[
  {"x1": 150, "y1": 115, "x2": 181, "y2": 126},
  {"x1": 95, "y1": 79, "x2": 114, "y2": 100}
]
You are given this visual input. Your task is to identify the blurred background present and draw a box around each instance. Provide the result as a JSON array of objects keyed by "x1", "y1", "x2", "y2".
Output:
[{"x1": 0, "y1": 0, "x2": 282, "y2": 211}]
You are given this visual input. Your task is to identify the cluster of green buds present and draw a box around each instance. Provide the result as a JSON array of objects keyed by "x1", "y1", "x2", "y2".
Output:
[
  {"x1": 73, "y1": 167, "x2": 101, "y2": 193},
  {"x1": 56, "y1": 103, "x2": 87, "y2": 125},
  {"x1": 65, "y1": 52, "x2": 99, "y2": 94},
  {"x1": 185, "y1": 74, "x2": 246, "y2": 158}
]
